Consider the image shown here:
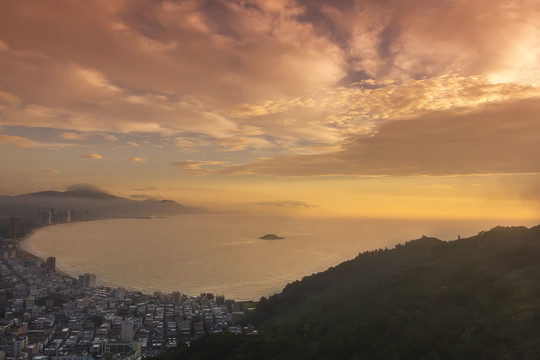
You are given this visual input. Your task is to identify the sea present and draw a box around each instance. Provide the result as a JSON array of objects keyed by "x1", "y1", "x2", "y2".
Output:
[{"x1": 19, "y1": 215, "x2": 538, "y2": 300}]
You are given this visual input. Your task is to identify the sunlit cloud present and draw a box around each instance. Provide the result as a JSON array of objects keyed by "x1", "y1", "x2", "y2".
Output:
[
  {"x1": 1, "y1": 0, "x2": 538, "y2": 159},
  {"x1": 103, "y1": 134, "x2": 119, "y2": 141},
  {"x1": 80, "y1": 153, "x2": 103, "y2": 160},
  {"x1": 0, "y1": 90, "x2": 19, "y2": 105},
  {"x1": 0, "y1": 134, "x2": 73, "y2": 149},
  {"x1": 171, "y1": 161, "x2": 228, "y2": 175},
  {"x1": 60, "y1": 132, "x2": 87, "y2": 140},
  {"x1": 130, "y1": 157, "x2": 148, "y2": 164},
  {"x1": 0, "y1": 135, "x2": 45, "y2": 148},
  {"x1": 252, "y1": 201, "x2": 314, "y2": 208},
  {"x1": 43, "y1": 169, "x2": 59, "y2": 174},
  {"x1": 213, "y1": 98, "x2": 540, "y2": 177}
]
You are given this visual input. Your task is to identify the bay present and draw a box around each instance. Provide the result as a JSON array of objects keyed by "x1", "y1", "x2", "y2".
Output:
[{"x1": 20, "y1": 215, "x2": 534, "y2": 300}]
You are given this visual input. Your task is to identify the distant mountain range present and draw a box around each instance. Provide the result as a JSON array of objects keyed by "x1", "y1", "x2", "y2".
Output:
[
  {"x1": 0, "y1": 189, "x2": 205, "y2": 235},
  {"x1": 157, "y1": 224, "x2": 540, "y2": 359}
]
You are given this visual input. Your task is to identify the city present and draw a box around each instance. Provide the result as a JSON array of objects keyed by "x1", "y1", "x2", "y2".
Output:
[{"x1": 0, "y1": 237, "x2": 254, "y2": 360}]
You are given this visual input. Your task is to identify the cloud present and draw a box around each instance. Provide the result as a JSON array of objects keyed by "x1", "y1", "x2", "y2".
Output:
[
  {"x1": 171, "y1": 160, "x2": 228, "y2": 175},
  {"x1": 60, "y1": 132, "x2": 87, "y2": 140},
  {"x1": 252, "y1": 201, "x2": 314, "y2": 208},
  {"x1": 1, "y1": 0, "x2": 539, "y2": 176},
  {"x1": 129, "y1": 187, "x2": 158, "y2": 191},
  {"x1": 215, "y1": 97, "x2": 540, "y2": 177},
  {"x1": 0, "y1": 134, "x2": 73, "y2": 149},
  {"x1": 0, "y1": 91, "x2": 19, "y2": 105},
  {"x1": 66, "y1": 184, "x2": 104, "y2": 192},
  {"x1": 43, "y1": 169, "x2": 59, "y2": 174},
  {"x1": 103, "y1": 134, "x2": 119, "y2": 141},
  {"x1": 127, "y1": 141, "x2": 139, "y2": 147},
  {"x1": 0, "y1": 134, "x2": 43, "y2": 148},
  {"x1": 497, "y1": 175, "x2": 540, "y2": 204},
  {"x1": 80, "y1": 153, "x2": 103, "y2": 159},
  {"x1": 130, "y1": 157, "x2": 147, "y2": 164},
  {"x1": 218, "y1": 76, "x2": 540, "y2": 155},
  {"x1": 297, "y1": 0, "x2": 540, "y2": 84},
  {"x1": 129, "y1": 194, "x2": 158, "y2": 200},
  {"x1": 0, "y1": 0, "x2": 344, "y2": 137}
]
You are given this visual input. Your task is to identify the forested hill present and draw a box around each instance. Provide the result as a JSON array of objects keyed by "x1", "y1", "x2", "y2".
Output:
[{"x1": 158, "y1": 225, "x2": 540, "y2": 360}]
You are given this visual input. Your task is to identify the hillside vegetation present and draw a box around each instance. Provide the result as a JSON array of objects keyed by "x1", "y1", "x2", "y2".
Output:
[{"x1": 157, "y1": 225, "x2": 540, "y2": 359}]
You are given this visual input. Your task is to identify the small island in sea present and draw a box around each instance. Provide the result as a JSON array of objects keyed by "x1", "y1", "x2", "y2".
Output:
[{"x1": 259, "y1": 234, "x2": 285, "y2": 240}]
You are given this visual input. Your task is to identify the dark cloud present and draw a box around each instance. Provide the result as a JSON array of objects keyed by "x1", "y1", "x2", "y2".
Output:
[{"x1": 66, "y1": 184, "x2": 104, "y2": 192}]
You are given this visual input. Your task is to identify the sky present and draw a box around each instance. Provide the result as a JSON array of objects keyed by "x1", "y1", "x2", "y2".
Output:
[{"x1": 0, "y1": 0, "x2": 539, "y2": 219}]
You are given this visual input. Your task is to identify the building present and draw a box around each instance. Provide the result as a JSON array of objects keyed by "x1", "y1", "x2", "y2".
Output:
[
  {"x1": 101, "y1": 340, "x2": 141, "y2": 358},
  {"x1": 114, "y1": 289, "x2": 125, "y2": 300},
  {"x1": 216, "y1": 295, "x2": 225, "y2": 306},
  {"x1": 8, "y1": 217, "x2": 21, "y2": 239},
  {"x1": 120, "y1": 319, "x2": 134, "y2": 341},
  {"x1": 25, "y1": 298, "x2": 34, "y2": 310},
  {"x1": 37, "y1": 211, "x2": 52, "y2": 226},
  {"x1": 12, "y1": 336, "x2": 28, "y2": 358},
  {"x1": 78, "y1": 273, "x2": 96, "y2": 289},
  {"x1": 70, "y1": 210, "x2": 89, "y2": 222},
  {"x1": 51, "y1": 209, "x2": 71, "y2": 224},
  {"x1": 46, "y1": 257, "x2": 55, "y2": 273},
  {"x1": 51, "y1": 356, "x2": 94, "y2": 360}
]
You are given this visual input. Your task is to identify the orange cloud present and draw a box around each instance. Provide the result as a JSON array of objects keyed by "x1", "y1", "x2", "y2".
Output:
[
  {"x1": 0, "y1": 135, "x2": 72, "y2": 149},
  {"x1": 214, "y1": 98, "x2": 540, "y2": 177},
  {"x1": 0, "y1": 135, "x2": 41, "y2": 148},
  {"x1": 80, "y1": 153, "x2": 103, "y2": 159},
  {"x1": 171, "y1": 160, "x2": 227, "y2": 175},
  {"x1": 60, "y1": 132, "x2": 87, "y2": 140},
  {"x1": 130, "y1": 157, "x2": 147, "y2": 164}
]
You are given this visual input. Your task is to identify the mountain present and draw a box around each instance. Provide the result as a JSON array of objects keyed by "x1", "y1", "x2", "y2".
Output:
[
  {"x1": 26, "y1": 189, "x2": 122, "y2": 200},
  {"x1": 0, "y1": 189, "x2": 206, "y2": 236},
  {"x1": 156, "y1": 225, "x2": 540, "y2": 360}
]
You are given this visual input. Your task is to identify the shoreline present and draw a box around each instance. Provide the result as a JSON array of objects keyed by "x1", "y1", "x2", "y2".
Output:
[
  {"x1": 14, "y1": 219, "x2": 226, "y2": 298},
  {"x1": 15, "y1": 225, "x2": 77, "y2": 281}
]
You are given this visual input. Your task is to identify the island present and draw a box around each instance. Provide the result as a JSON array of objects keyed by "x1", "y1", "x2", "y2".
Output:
[{"x1": 259, "y1": 234, "x2": 284, "y2": 240}]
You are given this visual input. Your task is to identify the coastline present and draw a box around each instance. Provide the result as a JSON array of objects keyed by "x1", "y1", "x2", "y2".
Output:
[{"x1": 15, "y1": 225, "x2": 77, "y2": 281}]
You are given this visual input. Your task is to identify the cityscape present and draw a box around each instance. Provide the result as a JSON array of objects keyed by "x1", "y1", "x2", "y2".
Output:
[{"x1": 0, "y1": 232, "x2": 253, "y2": 360}]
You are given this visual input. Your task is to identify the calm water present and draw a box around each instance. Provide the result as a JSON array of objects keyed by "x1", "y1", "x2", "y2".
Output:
[{"x1": 20, "y1": 215, "x2": 536, "y2": 300}]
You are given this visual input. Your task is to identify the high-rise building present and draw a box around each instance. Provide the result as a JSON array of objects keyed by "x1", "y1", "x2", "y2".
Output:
[
  {"x1": 46, "y1": 257, "x2": 56, "y2": 273},
  {"x1": 216, "y1": 295, "x2": 225, "y2": 306},
  {"x1": 8, "y1": 217, "x2": 21, "y2": 239},
  {"x1": 37, "y1": 210, "x2": 52, "y2": 226},
  {"x1": 25, "y1": 297, "x2": 35, "y2": 309},
  {"x1": 12, "y1": 336, "x2": 28, "y2": 358},
  {"x1": 51, "y1": 209, "x2": 71, "y2": 224},
  {"x1": 78, "y1": 273, "x2": 96, "y2": 288},
  {"x1": 115, "y1": 288, "x2": 125, "y2": 300},
  {"x1": 70, "y1": 210, "x2": 90, "y2": 221},
  {"x1": 120, "y1": 319, "x2": 135, "y2": 341},
  {"x1": 172, "y1": 291, "x2": 180, "y2": 303}
]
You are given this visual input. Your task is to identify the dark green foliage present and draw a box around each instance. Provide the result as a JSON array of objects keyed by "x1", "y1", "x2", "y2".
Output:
[{"x1": 156, "y1": 225, "x2": 540, "y2": 359}]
